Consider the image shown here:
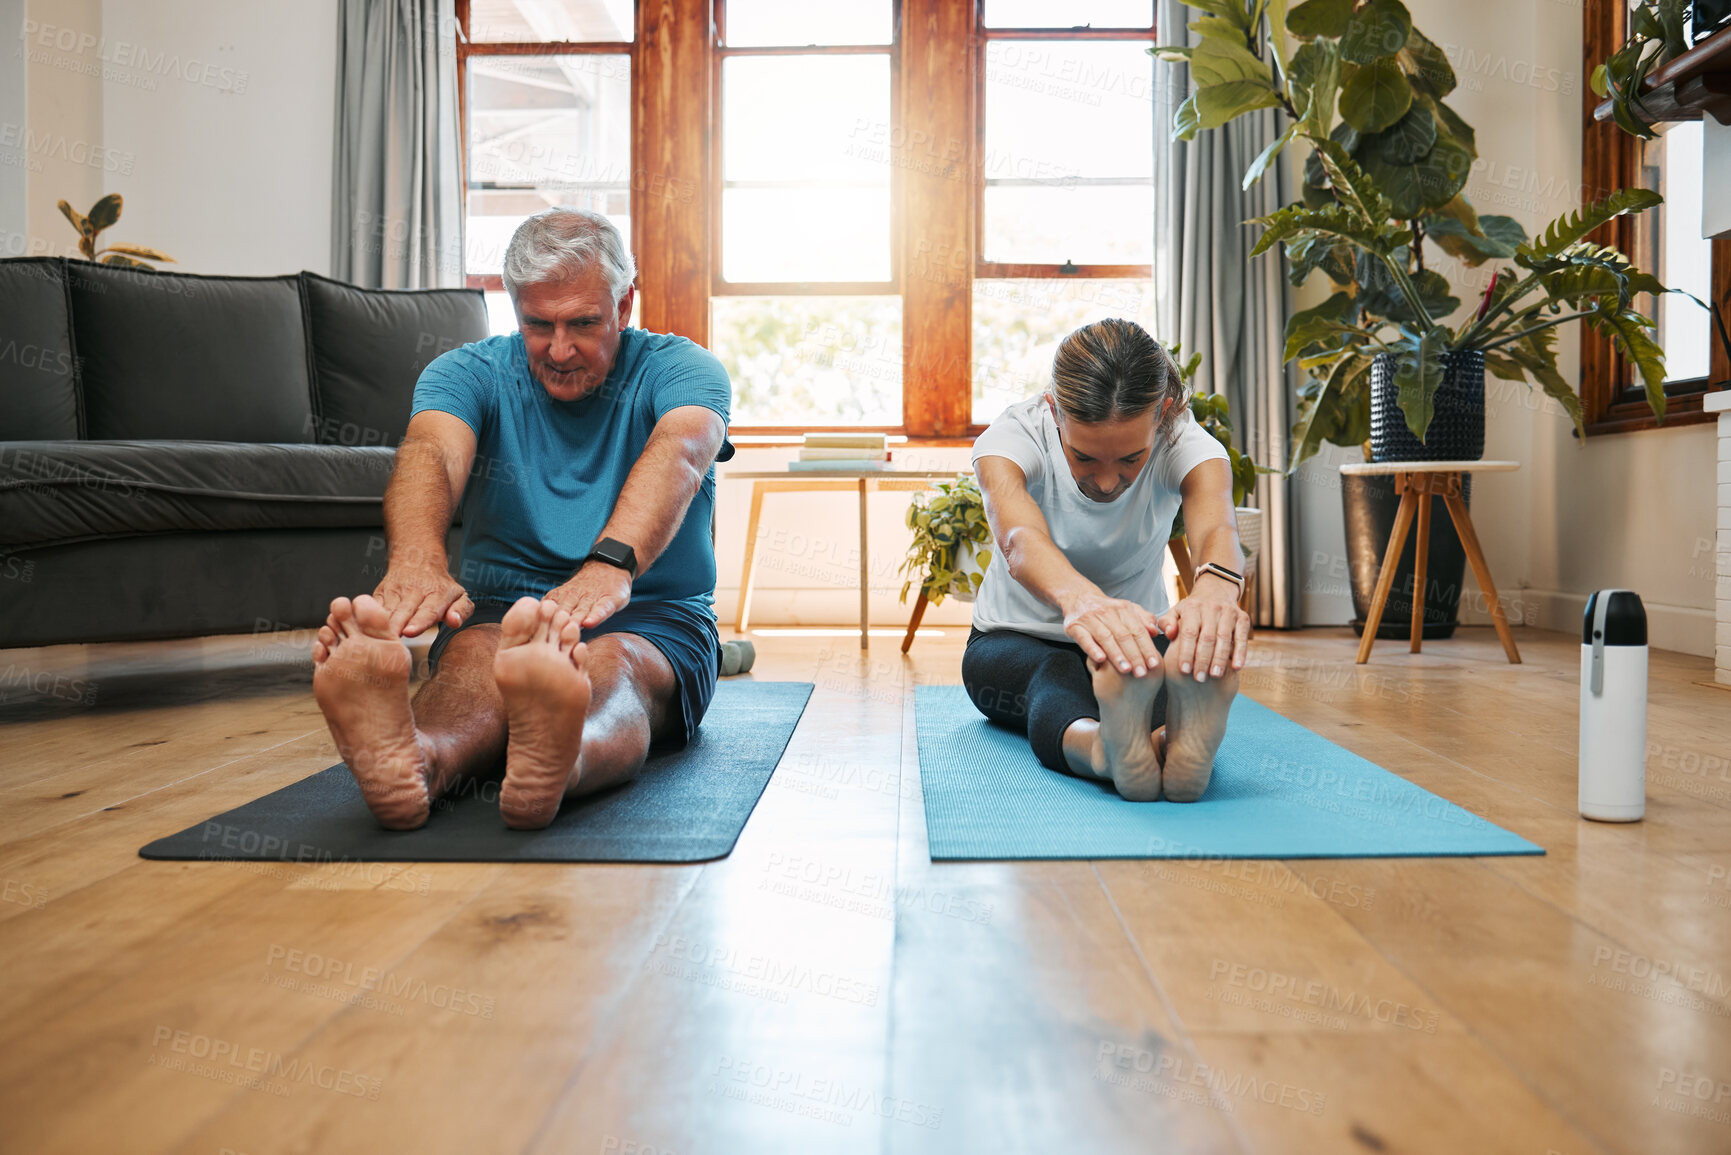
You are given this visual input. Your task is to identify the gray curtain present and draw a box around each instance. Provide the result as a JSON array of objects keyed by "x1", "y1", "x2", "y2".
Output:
[
  {"x1": 1152, "y1": 0, "x2": 1300, "y2": 629},
  {"x1": 332, "y1": 0, "x2": 461, "y2": 289}
]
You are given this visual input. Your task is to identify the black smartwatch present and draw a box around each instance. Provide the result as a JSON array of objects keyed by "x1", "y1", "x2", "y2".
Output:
[{"x1": 585, "y1": 537, "x2": 638, "y2": 580}]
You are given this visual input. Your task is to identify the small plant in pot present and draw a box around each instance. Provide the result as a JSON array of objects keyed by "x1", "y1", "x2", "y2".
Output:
[
  {"x1": 1164, "y1": 346, "x2": 1272, "y2": 582},
  {"x1": 1155, "y1": 0, "x2": 1687, "y2": 634},
  {"x1": 899, "y1": 474, "x2": 993, "y2": 606}
]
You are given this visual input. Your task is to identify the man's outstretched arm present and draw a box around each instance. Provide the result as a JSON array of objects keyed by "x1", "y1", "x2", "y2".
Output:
[
  {"x1": 546, "y1": 404, "x2": 728, "y2": 628},
  {"x1": 376, "y1": 409, "x2": 479, "y2": 637}
]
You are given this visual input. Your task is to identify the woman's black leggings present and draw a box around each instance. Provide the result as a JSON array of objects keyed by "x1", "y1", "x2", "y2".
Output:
[{"x1": 960, "y1": 627, "x2": 1169, "y2": 773}]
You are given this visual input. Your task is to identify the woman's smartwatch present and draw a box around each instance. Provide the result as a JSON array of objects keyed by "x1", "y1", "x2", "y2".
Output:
[
  {"x1": 1195, "y1": 561, "x2": 1243, "y2": 594},
  {"x1": 584, "y1": 537, "x2": 638, "y2": 580}
]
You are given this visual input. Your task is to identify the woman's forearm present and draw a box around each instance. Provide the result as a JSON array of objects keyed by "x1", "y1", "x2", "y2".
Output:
[{"x1": 1002, "y1": 523, "x2": 1105, "y2": 617}]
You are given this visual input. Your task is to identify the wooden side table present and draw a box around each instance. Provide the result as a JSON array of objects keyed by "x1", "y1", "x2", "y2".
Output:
[
  {"x1": 1339, "y1": 460, "x2": 1521, "y2": 666},
  {"x1": 722, "y1": 469, "x2": 963, "y2": 650}
]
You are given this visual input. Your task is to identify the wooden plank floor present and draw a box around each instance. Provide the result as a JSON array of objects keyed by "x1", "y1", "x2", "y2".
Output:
[{"x1": 1, "y1": 624, "x2": 1729, "y2": 1154}]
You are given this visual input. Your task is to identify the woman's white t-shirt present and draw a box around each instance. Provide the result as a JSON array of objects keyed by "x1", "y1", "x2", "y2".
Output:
[{"x1": 970, "y1": 395, "x2": 1229, "y2": 642}]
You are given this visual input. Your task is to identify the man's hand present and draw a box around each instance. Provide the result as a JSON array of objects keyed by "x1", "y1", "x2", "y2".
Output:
[
  {"x1": 373, "y1": 564, "x2": 473, "y2": 638},
  {"x1": 545, "y1": 561, "x2": 632, "y2": 630},
  {"x1": 1157, "y1": 577, "x2": 1250, "y2": 682},
  {"x1": 1062, "y1": 592, "x2": 1164, "y2": 677}
]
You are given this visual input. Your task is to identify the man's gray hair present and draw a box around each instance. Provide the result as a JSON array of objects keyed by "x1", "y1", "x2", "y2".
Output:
[{"x1": 502, "y1": 208, "x2": 637, "y2": 303}]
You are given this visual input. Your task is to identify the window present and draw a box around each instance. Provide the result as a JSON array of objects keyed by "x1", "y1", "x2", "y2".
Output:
[
  {"x1": 973, "y1": 6, "x2": 1158, "y2": 423},
  {"x1": 708, "y1": 1, "x2": 900, "y2": 428},
  {"x1": 456, "y1": 2, "x2": 633, "y2": 334},
  {"x1": 452, "y1": 0, "x2": 1170, "y2": 436},
  {"x1": 1581, "y1": 0, "x2": 1729, "y2": 434}
]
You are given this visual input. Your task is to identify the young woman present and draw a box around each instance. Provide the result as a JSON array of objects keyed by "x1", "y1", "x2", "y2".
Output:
[{"x1": 965, "y1": 318, "x2": 1250, "y2": 801}]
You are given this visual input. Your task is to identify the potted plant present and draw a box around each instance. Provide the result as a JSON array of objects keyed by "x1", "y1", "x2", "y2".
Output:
[
  {"x1": 1154, "y1": 0, "x2": 1682, "y2": 635},
  {"x1": 1165, "y1": 345, "x2": 1270, "y2": 580},
  {"x1": 57, "y1": 194, "x2": 175, "y2": 268},
  {"x1": 899, "y1": 474, "x2": 993, "y2": 606}
]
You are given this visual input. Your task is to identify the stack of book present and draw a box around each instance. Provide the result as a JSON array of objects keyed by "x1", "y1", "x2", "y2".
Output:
[{"x1": 789, "y1": 433, "x2": 893, "y2": 472}]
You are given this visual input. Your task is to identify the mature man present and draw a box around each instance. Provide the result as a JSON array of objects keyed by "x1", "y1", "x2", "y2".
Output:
[{"x1": 311, "y1": 208, "x2": 732, "y2": 831}]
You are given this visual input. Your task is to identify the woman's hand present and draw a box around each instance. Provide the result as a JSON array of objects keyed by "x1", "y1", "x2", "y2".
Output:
[
  {"x1": 1157, "y1": 577, "x2": 1250, "y2": 682},
  {"x1": 1062, "y1": 592, "x2": 1164, "y2": 677}
]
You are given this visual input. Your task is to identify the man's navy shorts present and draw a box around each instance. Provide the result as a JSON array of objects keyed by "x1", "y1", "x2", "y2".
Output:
[{"x1": 425, "y1": 596, "x2": 721, "y2": 750}]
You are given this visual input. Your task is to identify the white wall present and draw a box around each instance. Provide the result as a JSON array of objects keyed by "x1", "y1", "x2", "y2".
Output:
[
  {"x1": 7, "y1": 0, "x2": 336, "y2": 274},
  {"x1": 0, "y1": 0, "x2": 28, "y2": 248},
  {"x1": 98, "y1": 0, "x2": 337, "y2": 275},
  {"x1": 1296, "y1": 0, "x2": 1719, "y2": 656}
]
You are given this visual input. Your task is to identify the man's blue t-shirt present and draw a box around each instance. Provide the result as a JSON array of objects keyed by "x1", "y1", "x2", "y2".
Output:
[{"x1": 409, "y1": 328, "x2": 731, "y2": 610}]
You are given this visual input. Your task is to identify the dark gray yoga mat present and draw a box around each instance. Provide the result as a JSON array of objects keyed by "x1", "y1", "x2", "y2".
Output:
[{"x1": 140, "y1": 681, "x2": 813, "y2": 864}]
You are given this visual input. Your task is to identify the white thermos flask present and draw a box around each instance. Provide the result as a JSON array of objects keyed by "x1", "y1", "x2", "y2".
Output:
[{"x1": 1578, "y1": 589, "x2": 1647, "y2": 822}]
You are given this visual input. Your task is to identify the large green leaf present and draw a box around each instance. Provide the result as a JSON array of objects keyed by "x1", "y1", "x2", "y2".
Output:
[
  {"x1": 1244, "y1": 120, "x2": 1301, "y2": 188},
  {"x1": 56, "y1": 200, "x2": 90, "y2": 237},
  {"x1": 1188, "y1": 16, "x2": 1279, "y2": 85},
  {"x1": 98, "y1": 253, "x2": 153, "y2": 270},
  {"x1": 1251, "y1": 201, "x2": 1403, "y2": 260},
  {"x1": 1500, "y1": 326, "x2": 1585, "y2": 439},
  {"x1": 1422, "y1": 94, "x2": 1476, "y2": 158},
  {"x1": 1590, "y1": 308, "x2": 1668, "y2": 421},
  {"x1": 1290, "y1": 352, "x2": 1373, "y2": 469},
  {"x1": 100, "y1": 242, "x2": 176, "y2": 262},
  {"x1": 1286, "y1": 0, "x2": 1354, "y2": 38},
  {"x1": 1283, "y1": 289, "x2": 1362, "y2": 360},
  {"x1": 1362, "y1": 267, "x2": 1460, "y2": 325},
  {"x1": 1285, "y1": 233, "x2": 1357, "y2": 286},
  {"x1": 1425, "y1": 213, "x2": 1524, "y2": 266},
  {"x1": 87, "y1": 194, "x2": 123, "y2": 233},
  {"x1": 1307, "y1": 137, "x2": 1391, "y2": 224},
  {"x1": 1392, "y1": 327, "x2": 1447, "y2": 441},
  {"x1": 1289, "y1": 39, "x2": 1341, "y2": 135},
  {"x1": 1338, "y1": 56, "x2": 1412, "y2": 133},
  {"x1": 1518, "y1": 188, "x2": 1664, "y2": 263},
  {"x1": 1174, "y1": 81, "x2": 1285, "y2": 139},
  {"x1": 1364, "y1": 102, "x2": 1435, "y2": 164},
  {"x1": 1357, "y1": 136, "x2": 1471, "y2": 218},
  {"x1": 1401, "y1": 27, "x2": 1456, "y2": 97},
  {"x1": 1340, "y1": 0, "x2": 1411, "y2": 64}
]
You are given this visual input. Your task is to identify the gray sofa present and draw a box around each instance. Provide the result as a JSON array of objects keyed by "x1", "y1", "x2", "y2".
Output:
[{"x1": 0, "y1": 258, "x2": 488, "y2": 648}]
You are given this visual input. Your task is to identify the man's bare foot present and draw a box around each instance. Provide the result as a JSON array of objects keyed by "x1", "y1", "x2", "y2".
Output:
[
  {"x1": 1160, "y1": 668, "x2": 1237, "y2": 802},
  {"x1": 312, "y1": 595, "x2": 434, "y2": 830},
  {"x1": 1089, "y1": 657, "x2": 1165, "y2": 802},
  {"x1": 494, "y1": 597, "x2": 590, "y2": 830}
]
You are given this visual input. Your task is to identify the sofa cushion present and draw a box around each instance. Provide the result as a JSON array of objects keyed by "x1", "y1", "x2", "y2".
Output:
[
  {"x1": 0, "y1": 258, "x2": 81, "y2": 440},
  {"x1": 0, "y1": 441, "x2": 398, "y2": 549},
  {"x1": 301, "y1": 272, "x2": 489, "y2": 447},
  {"x1": 68, "y1": 265, "x2": 316, "y2": 442}
]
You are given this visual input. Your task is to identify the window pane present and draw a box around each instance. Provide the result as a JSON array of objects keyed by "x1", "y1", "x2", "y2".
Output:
[
  {"x1": 465, "y1": 55, "x2": 631, "y2": 278},
  {"x1": 973, "y1": 279, "x2": 1157, "y2": 424},
  {"x1": 468, "y1": 0, "x2": 633, "y2": 42},
  {"x1": 725, "y1": 0, "x2": 892, "y2": 46},
  {"x1": 721, "y1": 56, "x2": 892, "y2": 282},
  {"x1": 712, "y1": 297, "x2": 902, "y2": 425},
  {"x1": 1635, "y1": 120, "x2": 1711, "y2": 383},
  {"x1": 982, "y1": 42, "x2": 1154, "y2": 264},
  {"x1": 983, "y1": 1, "x2": 1153, "y2": 28}
]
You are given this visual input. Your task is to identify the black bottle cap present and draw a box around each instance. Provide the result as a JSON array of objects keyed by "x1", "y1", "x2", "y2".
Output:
[{"x1": 1582, "y1": 589, "x2": 1646, "y2": 647}]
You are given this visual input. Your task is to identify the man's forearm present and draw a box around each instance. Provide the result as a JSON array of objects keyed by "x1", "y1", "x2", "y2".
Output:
[
  {"x1": 592, "y1": 424, "x2": 719, "y2": 576},
  {"x1": 383, "y1": 438, "x2": 458, "y2": 571}
]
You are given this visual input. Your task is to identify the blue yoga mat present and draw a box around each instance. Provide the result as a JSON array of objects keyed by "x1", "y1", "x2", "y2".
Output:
[{"x1": 915, "y1": 685, "x2": 1543, "y2": 860}]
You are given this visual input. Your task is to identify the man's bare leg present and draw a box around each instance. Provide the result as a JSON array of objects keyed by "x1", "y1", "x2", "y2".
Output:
[
  {"x1": 1063, "y1": 659, "x2": 1164, "y2": 801},
  {"x1": 491, "y1": 596, "x2": 677, "y2": 829},
  {"x1": 313, "y1": 595, "x2": 439, "y2": 829},
  {"x1": 1158, "y1": 668, "x2": 1238, "y2": 803}
]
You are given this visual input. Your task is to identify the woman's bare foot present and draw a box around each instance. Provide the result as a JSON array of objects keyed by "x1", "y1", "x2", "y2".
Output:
[
  {"x1": 312, "y1": 595, "x2": 434, "y2": 830},
  {"x1": 1160, "y1": 668, "x2": 1237, "y2": 802},
  {"x1": 493, "y1": 597, "x2": 590, "y2": 830},
  {"x1": 1089, "y1": 657, "x2": 1165, "y2": 801}
]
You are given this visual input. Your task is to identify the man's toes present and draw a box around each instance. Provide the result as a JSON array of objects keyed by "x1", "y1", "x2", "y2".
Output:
[
  {"x1": 500, "y1": 597, "x2": 542, "y2": 646},
  {"x1": 329, "y1": 597, "x2": 355, "y2": 636}
]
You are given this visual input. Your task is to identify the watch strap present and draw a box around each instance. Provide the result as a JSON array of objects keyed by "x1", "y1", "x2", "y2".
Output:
[{"x1": 1196, "y1": 561, "x2": 1244, "y2": 590}]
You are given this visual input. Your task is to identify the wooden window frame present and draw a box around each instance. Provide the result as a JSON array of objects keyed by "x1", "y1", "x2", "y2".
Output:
[
  {"x1": 973, "y1": 16, "x2": 1160, "y2": 283},
  {"x1": 1581, "y1": 0, "x2": 1730, "y2": 435},
  {"x1": 454, "y1": 0, "x2": 637, "y2": 295},
  {"x1": 451, "y1": 1, "x2": 1168, "y2": 440}
]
